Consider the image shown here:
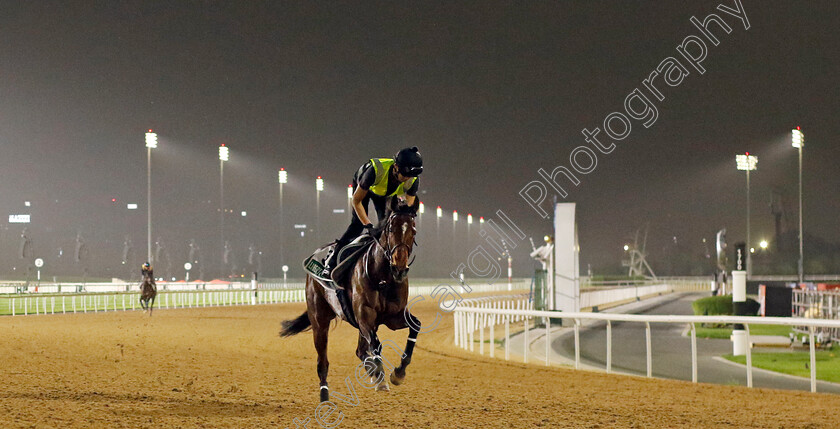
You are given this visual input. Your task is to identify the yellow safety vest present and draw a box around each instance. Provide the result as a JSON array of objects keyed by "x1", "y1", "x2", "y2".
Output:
[{"x1": 369, "y1": 158, "x2": 416, "y2": 197}]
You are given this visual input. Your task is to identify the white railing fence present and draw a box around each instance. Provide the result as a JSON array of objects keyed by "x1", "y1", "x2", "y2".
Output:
[
  {"x1": 453, "y1": 298, "x2": 840, "y2": 393},
  {"x1": 4, "y1": 288, "x2": 308, "y2": 316}
]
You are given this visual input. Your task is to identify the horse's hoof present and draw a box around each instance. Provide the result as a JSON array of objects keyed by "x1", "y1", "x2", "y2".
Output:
[
  {"x1": 390, "y1": 372, "x2": 405, "y2": 386},
  {"x1": 376, "y1": 381, "x2": 390, "y2": 392}
]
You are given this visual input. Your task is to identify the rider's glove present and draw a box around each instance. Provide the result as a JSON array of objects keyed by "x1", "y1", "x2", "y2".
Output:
[{"x1": 363, "y1": 223, "x2": 375, "y2": 234}]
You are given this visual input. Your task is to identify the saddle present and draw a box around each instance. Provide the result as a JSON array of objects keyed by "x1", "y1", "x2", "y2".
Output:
[{"x1": 302, "y1": 234, "x2": 376, "y2": 330}]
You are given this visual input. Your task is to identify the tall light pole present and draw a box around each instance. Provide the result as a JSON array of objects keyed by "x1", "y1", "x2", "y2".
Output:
[
  {"x1": 736, "y1": 152, "x2": 757, "y2": 277},
  {"x1": 792, "y1": 127, "x2": 805, "y2": 284},
  {"x1": 145, "y1": 130, "x2": 157, "y2": 264},
  {"x1": 418, "y1": 201, "x2": 424, "y2": 229},
  {"x1": 452, "y1": 210, "x2": 458, "y2": 261},
  {"x1": 219, "y1": 144, "x2": 229, "y2": 272},
  {"x1": 347, "y1": 184, "x2": 353, "y2": 215},
  {"x1": 316, "y1": 176, "x2": 324, "y2": 244},
  {"x1": 278, "y1": 168, "x2": 287, "y2": 265},
  {"x1": 436, "y1": 206, "x2": 442, "y2": 243},
  {"x1": 467, "y1": 213, "x2": 473, "y2": 245}
]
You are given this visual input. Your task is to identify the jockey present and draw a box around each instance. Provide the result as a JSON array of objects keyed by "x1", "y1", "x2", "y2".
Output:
[{"x1": 322, "y1": 146, "x2": 423, "y2": 278}]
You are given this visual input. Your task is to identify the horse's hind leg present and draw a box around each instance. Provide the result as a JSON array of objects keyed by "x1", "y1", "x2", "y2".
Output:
[{"x1": 307, "y1": 278, "x2": 335, "y2": 402}]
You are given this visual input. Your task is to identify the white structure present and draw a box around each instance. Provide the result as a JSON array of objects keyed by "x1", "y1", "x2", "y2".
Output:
[{"x1": 553, "y1": 203, "x2": 579, "y2": 314}]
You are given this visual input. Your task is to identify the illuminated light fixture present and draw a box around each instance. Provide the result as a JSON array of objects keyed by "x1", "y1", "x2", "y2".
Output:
[
  {"x1": 347, "y1": 185, "x2": 353, "y2": 199},
  {"x1": 436, "y1": 206, "x2": 442, "y2": 218},
  {"x1": 219, "y1": 144, "x2": 229, "y2": 161},
  {"x1": 791, "y1": 127, "x2": 804, "y2": 148},
  {"x1": 418, "y1": 202, "x2": 425, "y2": 214},
  {"x1": 760, "y1": 240, "x2": 768, "y2": 249},
  {"x1": 735, "y1": 153, "x2": 757, "y2": 171},
  {"x1": 145, "y1": 130, "x2": 158, "y2": 149},
  {"x1": 127, "y1": 203, "x2": 138, "y2": 210},
  {"x1": 467, "y1": 213, "x2": 473, "y2": 224},
  {"x1": 453, "y1": 210, "x2": 458, "y2": 222},
  {"x1": 479, "y1": 217, "x2": 485, "y2": 224},
  {"x1": 316, "y1": 176, "x2": 324, "y2": 191},
  {"x1": 624, "y1": 244, "x2": 630, "y2": 251},
  {"x1": 241, "y1": 211, "x2": 247, "y2": 217},
  {"x1": 278, "y1": 168, "x2": 287, "y2": 184}
]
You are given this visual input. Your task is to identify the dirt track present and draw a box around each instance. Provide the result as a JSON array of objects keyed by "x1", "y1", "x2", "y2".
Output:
[{"x1": 1, "y1": 300, "x2": 839, "y2": 428}]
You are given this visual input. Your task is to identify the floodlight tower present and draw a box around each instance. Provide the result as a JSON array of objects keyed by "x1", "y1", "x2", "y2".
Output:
[
  {"x1": 735, "y1": 152, "x2": 758, "y2": 277},
  {"x1": 145, "y1": 130, "x2": 157, "y2": 264},
  {"x1": 791, "y1": 127, "x2": 805, "y2": 284},
  {"x1": 316, "y1": 176, "x2": 324, "y2": 243},
  {"x1": 278, "y1": 168, "x2": 287, "y2": 265},
  {"x1": 219, "y1": 144, "x2": 229, "y2": 272}
]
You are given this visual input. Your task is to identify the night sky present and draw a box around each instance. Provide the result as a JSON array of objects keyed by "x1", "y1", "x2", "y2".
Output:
[{"x1": 1, "y1": 1, "x2": 838, "y2": 280}]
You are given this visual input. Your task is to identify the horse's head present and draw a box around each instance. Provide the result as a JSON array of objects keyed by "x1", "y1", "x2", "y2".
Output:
[{"x1": 381, "y1": 197, "x2": 418, "y2": 283}]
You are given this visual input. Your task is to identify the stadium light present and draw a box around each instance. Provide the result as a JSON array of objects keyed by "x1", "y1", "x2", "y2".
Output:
[
  {"x1": 145, "y1": 130, "x2": 157, "y2": 264},
  {"x1": 792, "y1": 127, "x2": 805, "y2": 283},
  {"x1": 219, "y1": 143, "x2": 229, "y2": 275},
  {"x1": 418, "y1": 202, "x2": 425, "y2": 214},
  {"x1": 278, "y1": 168, "x2": 287, "y2": 265},
  {"x1": 735, "y1": 152, "x2": 757, "y2": 277}
]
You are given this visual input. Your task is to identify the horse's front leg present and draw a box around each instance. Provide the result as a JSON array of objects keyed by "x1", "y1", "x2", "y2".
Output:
[
  {"x1": 358, "y1": 309, "x2": 389, "y2": 392},
  {"x1": 384, "y1": 311, "x2": 420, "y2": 386}
]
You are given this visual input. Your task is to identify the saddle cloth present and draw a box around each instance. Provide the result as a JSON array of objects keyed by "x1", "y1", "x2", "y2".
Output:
[{"x1": 301, "y1": 235, "x2": 375, "y2": 329}]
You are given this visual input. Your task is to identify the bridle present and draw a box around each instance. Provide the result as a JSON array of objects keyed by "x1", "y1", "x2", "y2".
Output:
[{"x1": 376, "y1": 212, "x2": 417, "y2": 267}]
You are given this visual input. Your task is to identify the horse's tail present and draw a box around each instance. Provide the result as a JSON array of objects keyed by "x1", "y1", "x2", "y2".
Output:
[{"x1": 280, "y1": 312, "x2": 311, "y2": 337}]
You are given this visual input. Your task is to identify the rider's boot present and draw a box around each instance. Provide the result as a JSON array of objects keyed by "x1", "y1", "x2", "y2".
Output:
[{"x1": 321, "y1": 247, "x2": 338, "y2": 278}]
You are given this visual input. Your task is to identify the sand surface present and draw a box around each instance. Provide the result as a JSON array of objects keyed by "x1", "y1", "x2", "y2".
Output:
[{"x1": 1, "y1": 299, "x2": 838, "y2": 428}]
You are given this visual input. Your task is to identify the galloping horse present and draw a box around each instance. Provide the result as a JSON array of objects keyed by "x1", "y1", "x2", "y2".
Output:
[
  {"x1": 139, "y1": 263, "x2": 157, "y2": 315},
  {"x1": 281, "y1": 197, "x2": 421, "y2": 402}
]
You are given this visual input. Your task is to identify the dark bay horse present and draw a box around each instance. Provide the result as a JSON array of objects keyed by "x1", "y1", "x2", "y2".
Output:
[
  {"x1": 139, "y1": 263, "x2": 157, "y2": 315},
  {"x1": 281, "y1": 198, "x2": 421, "y2": 402}
]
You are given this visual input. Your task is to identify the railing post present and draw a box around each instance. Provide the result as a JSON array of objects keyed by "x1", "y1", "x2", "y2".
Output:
[
  {"x1": 454, "y1": 312, "x2": 460, "y2": 347},
  {"x1": 545, "y1": 317, "x2": 551, "y2": 366},
  {"x1": 505, "y1": 315, "x2": 510, "y2": 361},
  {"x1": 645, "y1": 321, "x2": 652, "y2": 378},
  {"x1": 523, "y1": 315, "x2": 529, "y2": 363},
  {"x1": 810, "y1": 325, "x2": 817, "y2": 393},
  {"x1": 606, "y1": 320, "x2": 612, "y2": 373},
  {"x1": 691, "y1": 322, "x2": 697, "y2": 383},
  {"x1": 479, "y1": 313, "x2": 485, "y2": 355},
  {"x1": 745, "y1": 323, "x2": 753, "y2": 388},
  {"x1": 490, "y1": 315, "x2": 495, "y2": 358},
  {"x1": 574, "y1": 319, "x2": 580, "y2": 370},
  {"x1": 468, "y1": 313, "x2": 474, "y2": 352}
]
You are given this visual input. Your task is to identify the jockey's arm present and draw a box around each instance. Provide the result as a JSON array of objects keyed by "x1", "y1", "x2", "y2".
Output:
[
  {"x1": 404, "y1": 194, "x2": 416, "y2": 206},
  {"x1": 352, "y1": 187, "x2": 373, "y2": 226}
]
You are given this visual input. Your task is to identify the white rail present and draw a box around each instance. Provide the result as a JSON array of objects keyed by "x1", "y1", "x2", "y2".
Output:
[
  {"x1": 453, "y1": 300, "x2": 840, "y2": 393},
  {"x1": 3, "y1": 289, "x2": 308, "y2": 316}
]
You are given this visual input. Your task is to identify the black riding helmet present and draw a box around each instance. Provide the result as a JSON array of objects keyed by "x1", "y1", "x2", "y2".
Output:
[{"x1": 394, "y1": 146, "x2": 423, "y2": 177}]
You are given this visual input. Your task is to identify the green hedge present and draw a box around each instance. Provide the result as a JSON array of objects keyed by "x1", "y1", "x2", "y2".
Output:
[{"x1": 692, "y1": 295, "x2": 760, "y2": 316}]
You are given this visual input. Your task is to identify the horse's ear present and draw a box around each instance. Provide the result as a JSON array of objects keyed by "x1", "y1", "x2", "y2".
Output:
[{"x1": 389, "y1": 196, "x2": 400, "y2": 214}]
